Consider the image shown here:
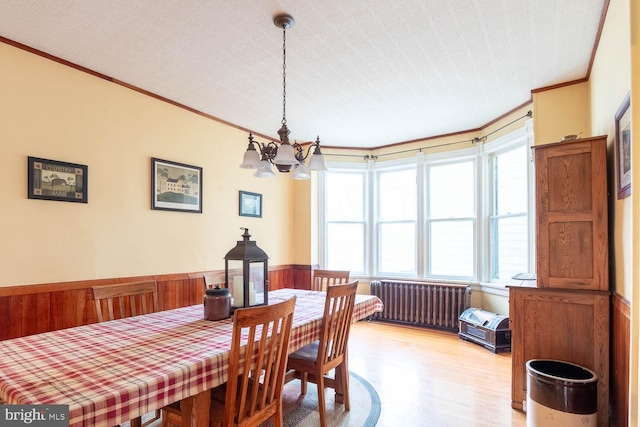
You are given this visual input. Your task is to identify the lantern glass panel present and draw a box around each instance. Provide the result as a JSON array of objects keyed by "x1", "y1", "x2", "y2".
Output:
[
  {"x1": 227, "y1": 259, "x2": 244, "y2": 308},
  {"x1": 249, "y1": 261, "x2": 266, "y2": 305},
  {"x1": 227, "y1": 260, "x2": 267, "y2": 308}
]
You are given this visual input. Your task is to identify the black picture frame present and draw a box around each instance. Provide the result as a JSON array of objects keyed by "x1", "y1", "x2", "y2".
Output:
[
  {"x1": 239, "y1": 191, "x2": 262, "y2": 218},
  {"x1": 27, "y1": 156, "x2": 88, "y2": 203},
  {"x1": 615, "y1": 93, "x2": 631, "y2": 199},
  {"x1": 151, "y1": 157, "x2": 203, "y2": 213}
]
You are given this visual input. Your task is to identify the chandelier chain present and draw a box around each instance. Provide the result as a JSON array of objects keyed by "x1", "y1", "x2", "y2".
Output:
[
  {"x1": 281, "y1": 25, "x2": 287, "y2": 126},
  {"x1": 239, "y1": 14, "x2": 326, "y2": 177}
]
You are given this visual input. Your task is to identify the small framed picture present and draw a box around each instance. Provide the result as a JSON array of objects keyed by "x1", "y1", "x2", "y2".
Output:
[
  {"x1": 239, "y1": 191, "x2": 262, "y2": 218},
  {"x1": 615, "y1": 93, "x2": 631, "y2": 199},
  {"x1": 152, "y1": 158, "x2": 202, "y2": 213},
  {"x1": 28, "y1": 156, "x2": 88, "y2": 203}
]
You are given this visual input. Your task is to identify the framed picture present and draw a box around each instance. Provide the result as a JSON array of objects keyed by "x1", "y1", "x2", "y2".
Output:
[
  {"x1": 28, "y1": 156, "x2": 88, "y2": 203},
  {"x1": 239, "y1": 191, "x2": 262, "y2": 218},
  {"x1": 151, "y1": 158, "x2": 202, "y2": 213},
  {"x1": 615, "y1": 93, "x2": 631, "y2": 199}
]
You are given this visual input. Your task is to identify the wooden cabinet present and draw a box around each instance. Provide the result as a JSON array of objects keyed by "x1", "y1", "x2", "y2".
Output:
[
  {"x1": 510, "y1": 136, "x2": 610, "y2": 426},
  {"x1": 532, "y1": 135, "x2": 608, "y2": 291},
  {"x1": 509, "y1": 287, "x2": 609, "y2": 426}
]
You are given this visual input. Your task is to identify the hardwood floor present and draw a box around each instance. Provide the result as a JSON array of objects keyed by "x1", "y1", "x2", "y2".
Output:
[{"x1": 348, "y1": 321, "x2": 527, "y2": 427}]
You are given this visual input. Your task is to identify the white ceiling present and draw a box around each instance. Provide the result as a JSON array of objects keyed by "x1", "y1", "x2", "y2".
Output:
[{"x1": 0, "y1": 0, "x2": 606, "y2": 149}]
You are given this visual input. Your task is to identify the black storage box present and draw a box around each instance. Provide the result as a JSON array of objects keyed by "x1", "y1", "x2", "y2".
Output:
[{"x1": 458, "y1": 307, "x2": 511, "y2": 353}]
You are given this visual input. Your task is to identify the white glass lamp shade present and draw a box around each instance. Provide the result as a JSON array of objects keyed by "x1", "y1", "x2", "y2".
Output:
[
  {"x1": 253, "y1": 160, "x2": 276, "y2": 178},
  {"x1": 239, "y1": 148, "x2": 261, "y2": 169},
  {"x1": 308, "y1": 152, "x2": 328, "y2": 171},
  {"x1": 273, "y1": 143, "x2": 298, "y2": 166},
  {"x1": 291, "y1": 162, "x2": 311, "y2": 180}
]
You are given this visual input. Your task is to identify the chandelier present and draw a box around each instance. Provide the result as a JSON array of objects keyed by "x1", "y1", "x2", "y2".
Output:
[{"x1": 239, "y1": 14, "x2": 327, "y2": 180}]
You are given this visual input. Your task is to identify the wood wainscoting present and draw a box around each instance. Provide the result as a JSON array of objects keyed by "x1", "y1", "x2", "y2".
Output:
[
  {"x1": 611, "y1": 292, "x2": 630, "y2": 427},
  {"x1": 0, "y1": 264, "x2": 311, "y2": 341}
]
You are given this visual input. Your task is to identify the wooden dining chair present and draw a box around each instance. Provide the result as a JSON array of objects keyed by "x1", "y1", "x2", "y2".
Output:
[
  {"x1": 91, "y1": 280, "x2": 160, "y2": 322},
  {"x1": 286, "y1": 280, "x2": 358, "y2": 427},
  {"x1": 204, "y1": 274, "x2": 226, "y2": 289},
  {"x1": 90, "y1": 280, "x2": 161, "y2": 427},
  {"x1": 161, "y1": 296, "x2": 296, "y2": 427},
  {"x1": 311, "y1": 269, "x2": 350, "y2": 292}
]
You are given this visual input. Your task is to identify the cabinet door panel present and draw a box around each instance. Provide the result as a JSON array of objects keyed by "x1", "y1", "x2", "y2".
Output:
[
  {"x1": 548, "y1": 221, "x2": 593, "y2": 279},
  {"x1": 547, "y1": 152, "x2": 592, "y2": 213},
  {"x1": 534, "y1": 136, "x2": 608, "y2": 291}
]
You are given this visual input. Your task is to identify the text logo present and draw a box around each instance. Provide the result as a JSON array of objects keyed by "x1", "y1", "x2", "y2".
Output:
[{"x1": 1, "y1": 405, "x2": 69, "y2": 426}]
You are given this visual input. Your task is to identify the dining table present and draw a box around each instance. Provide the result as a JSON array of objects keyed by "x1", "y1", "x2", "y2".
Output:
[{"x1": 0, "y1": 288, "x2": 383, "y2": 427}]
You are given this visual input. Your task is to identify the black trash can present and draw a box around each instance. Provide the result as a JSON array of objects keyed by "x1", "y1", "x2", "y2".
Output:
[{"x1": 526, "y1": 359, "x2": 597, "y2": 427}]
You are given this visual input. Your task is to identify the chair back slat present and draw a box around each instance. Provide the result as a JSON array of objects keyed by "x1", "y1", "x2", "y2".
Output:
[
  {"x1": 225, "y1": 297, "x2": 296, "y2": 427},
  {"x1": 120, "y1": 297, "x2": 129, "y2": 318},
  {"x1": 311, "y1": 269, "x2": 350, "y2": 292},
  {"x1": 91, "y1": 280, "x2": 159, "y2": 322}
]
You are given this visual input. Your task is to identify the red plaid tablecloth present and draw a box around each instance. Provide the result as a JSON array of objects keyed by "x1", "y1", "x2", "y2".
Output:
[{"x1": 0, "y1": 289, "x2": 382, "y2": 427}]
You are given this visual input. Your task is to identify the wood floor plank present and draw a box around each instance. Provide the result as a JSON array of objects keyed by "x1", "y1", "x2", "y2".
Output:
[{"x1": 348, "y1": 321, "x2": 526, "y2": 427}]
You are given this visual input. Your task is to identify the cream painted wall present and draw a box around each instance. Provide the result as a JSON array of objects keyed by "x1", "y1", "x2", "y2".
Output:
[
  {"x1": 590, "y1": 0, "x2": 633, "y2": 299},
  {"x1": 291, "y1": 178, "x2": 313, "y2": 264},
  {"x1": 0, "y1": 43, "x2": 297, "y2": 287},
  {"x1": 532, "y1": 82, "x2": 591, "y2": 146},
  {"x1": 480, "y1": 291, "x2": 509, "y2": 316},
  {"x1": 629, "y1": 0, "x2": 639, "y2": 422},
  {"x1": 590, "y1": 0, "x2": 637, "y2": 422}
]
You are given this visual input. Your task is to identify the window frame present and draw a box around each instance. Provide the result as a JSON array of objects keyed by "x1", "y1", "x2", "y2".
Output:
[
  {"x1": 318, "y1": 162, "x2": 370, "y2": 275},
  {"x1": 480, "y1": 120, "x2": 535, "y2": 285},
  {"x1": 373, "y1": 162, "x2": 419, "y2": 277},
  {"x1": 423, "y1": 151, "x2": 479, "y2": 280}
]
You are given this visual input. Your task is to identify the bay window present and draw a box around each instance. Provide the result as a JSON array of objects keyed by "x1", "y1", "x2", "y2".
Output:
[{"x1": 320, "y1": 123, "x2": 533, "y2": 284}]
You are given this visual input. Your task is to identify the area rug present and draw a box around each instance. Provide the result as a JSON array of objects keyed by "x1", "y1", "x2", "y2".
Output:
[
  {"x1": 127, "y1": 371, "x2": 380, "y2": 427},
  {"x1": 264, "y1": 371, "x2": 381, "y2": 427}
]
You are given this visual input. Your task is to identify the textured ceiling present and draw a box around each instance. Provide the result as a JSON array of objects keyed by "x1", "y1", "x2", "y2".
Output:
[{"x1": 0, "y1": 0, "x2": 606, "y2": 148}]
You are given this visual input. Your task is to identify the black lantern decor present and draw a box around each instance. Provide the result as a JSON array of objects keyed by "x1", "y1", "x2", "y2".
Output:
[{"x1": 224, "y1": 228, "x2": 269, "y2": 310}]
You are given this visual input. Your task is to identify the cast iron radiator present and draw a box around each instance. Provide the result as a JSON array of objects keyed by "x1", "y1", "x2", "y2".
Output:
[{"x1": 370, "y1": 280, "x2": 471, "y2": 331}]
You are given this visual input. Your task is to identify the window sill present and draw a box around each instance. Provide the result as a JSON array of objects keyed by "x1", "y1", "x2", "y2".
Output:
[{"x1": 477, "y1": 282, "x2": 510, "y2": 297}]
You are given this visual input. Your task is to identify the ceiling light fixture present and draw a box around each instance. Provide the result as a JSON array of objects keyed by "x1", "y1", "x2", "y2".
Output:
[{"x1": 239, "y1": 14, "x2": 327, "y2": 180}]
